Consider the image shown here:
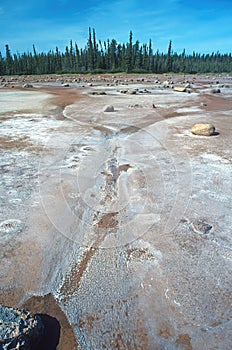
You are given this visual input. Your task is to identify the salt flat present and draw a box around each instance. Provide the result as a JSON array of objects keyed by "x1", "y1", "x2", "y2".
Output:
[{"x1": 0, "y1": 74, "x2": 231, "y2": 349}]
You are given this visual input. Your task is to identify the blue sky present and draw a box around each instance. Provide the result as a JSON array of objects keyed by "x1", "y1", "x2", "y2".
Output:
[{"x1": 0, "y1": 0, "x2": 231, "y2": 55}]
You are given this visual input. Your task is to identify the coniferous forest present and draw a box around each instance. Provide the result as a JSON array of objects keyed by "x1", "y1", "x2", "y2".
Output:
[{"x1": 1, "y1": 28, "x2": 231, "y2": 75}]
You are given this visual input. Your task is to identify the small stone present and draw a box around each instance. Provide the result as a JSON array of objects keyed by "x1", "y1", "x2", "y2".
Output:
[
  {"x1": 62, "y1": 83, "x2": 69, "y2": 87},
  {"x1": 210, "y1": 88, "x2": 221, "y2": 93},
  {"x1": 103, "y1": 105, "x2": 114, "y2": 112},
  {"x1": 91, "y1": 91, "x2": 106, "y2": 95},
  {"x1": 22, "y1": 83, "x2": 33, "y2": 88},
  {"x1": 191, "y1": 123, "x2": 215, "y2": 136},
  {"x1": 0, "y1": 219, "x2": 24, "y2": 235},
  {"x1": 162, "y1": 80, "x2": 170, "y2": 88},
  {"x1": 127, "y1": 89, "x2": 136, "y2": 95},
  {"x1": 173, "y1": 86, "x2": 186, "y2": 92},
  {"x1": 190, "y1": 219, "x2": 213, "y2": 234}
]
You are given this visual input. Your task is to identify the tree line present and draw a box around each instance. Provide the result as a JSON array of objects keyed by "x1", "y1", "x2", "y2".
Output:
[{"x1": 0, "y1": 28, "x2": 231, "y2": 75}]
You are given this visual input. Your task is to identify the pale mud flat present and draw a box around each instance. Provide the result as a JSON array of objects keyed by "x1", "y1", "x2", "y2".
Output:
[{"x1": 0, "y1": 74, "x2": 232, "y2": 349}]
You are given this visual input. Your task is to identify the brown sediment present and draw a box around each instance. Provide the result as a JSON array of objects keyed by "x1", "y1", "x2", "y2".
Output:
[
  {"x1": 59, "y1": 246, "x2": 98, "y2": 299},
  {"x1": 0, "y1": 135, "x2": 32, "y2": 150},
  {"x1": 126, "y1": 247, "x2": 155, "y2": 261},
  {"x1": 201, "y1": 93, "x2": 232, "y2": 111},
  {"x1": 159, "y1": 324, "x2": 173, "y2": 339},
  {"x1": 78, "y1": 314, "x2": 100, "y2": 330},
  {"x1": 118, "y1": 163, "x2": 133, "y2": 173},
  {"x1": 175, "y1": 334, "x2": 192, "y2": 350},
  {"x1": 120, "y1": 125, "x2": 140, "y2": 134},
  {"x1": 60, "y1": 215, "x2": 118, "y2": 302},
  {"x1": 96, "y1": 212, "x2": 119, "y2": 228},
  {"x1": 43, "y1": 87, "x2": 87, "y2": 110},
  {"x1": 0, "y1": 288, "x2": 25, "y2": 307},
  {"x1": 21, "y1": 293, "x2": 78, "y2": 350}
]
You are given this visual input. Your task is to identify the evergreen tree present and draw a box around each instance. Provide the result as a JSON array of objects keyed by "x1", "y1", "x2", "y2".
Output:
[
  {"x1": 166, "y1": 40, "x2": 173, "y2": 72},
  {"x1": 5, "y1": 44, "x2": 13, "y2": 75},
  {"x1": 125, "y1": 31, "x2": 133, "y2": 73},
  {"x1": 0, "y1": 28, "x2": 231, "y2": 75}
]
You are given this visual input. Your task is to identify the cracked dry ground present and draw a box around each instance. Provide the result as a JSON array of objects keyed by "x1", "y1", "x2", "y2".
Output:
[{"x1": 0, "y1": 74, "x2": 232, "y2": 349}]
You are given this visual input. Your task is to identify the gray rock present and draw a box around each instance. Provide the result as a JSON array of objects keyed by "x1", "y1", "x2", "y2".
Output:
[
  {"x1": 128, "y1": 104, "x2": 143, "y2": 108},
  {"x1": 103, "y1": 105, "x2": 114, "y2": 112},
  {"x1": 127, "y1": 89, "x2": 136, "y2": 95},
  {"x1": 22, "y1": 84, "x2": 33, "y2": 88},
  {"x1": 0, "y1": 219, "x2": 25, "y2": 235},
  {"x1": 210, "y1": 88, "x2": 221, "y2": 93},
  {"x1": 90, "y1": 91, "x2": 106, "y2": 95},
  {"x1": 190, "y1": 219, "x2": 213, "y2": 235},
  {"x1": 0, "y1": 305, "x2": 44, "y2": 349}
]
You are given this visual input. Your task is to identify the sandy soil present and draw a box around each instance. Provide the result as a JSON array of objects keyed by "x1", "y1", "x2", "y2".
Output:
[{"x1": 0, "y1": 73, "x2": 231, "y2": 349}]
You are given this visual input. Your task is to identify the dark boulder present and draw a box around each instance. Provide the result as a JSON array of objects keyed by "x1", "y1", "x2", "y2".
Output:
[
  {"x1": 210, "y1": 88, "x2": 221, "y2": 93},
  {"x1": 0, "y1": 305, "x2": 44, "y2": 349}
]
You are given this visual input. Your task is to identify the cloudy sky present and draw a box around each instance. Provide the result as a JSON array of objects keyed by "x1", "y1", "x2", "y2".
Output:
[{"x1": 0, "y1": 0, "x2": 231, "y2": 55}]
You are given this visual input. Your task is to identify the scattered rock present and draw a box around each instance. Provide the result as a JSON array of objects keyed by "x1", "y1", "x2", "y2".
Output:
[
  {"x1": 103, "y1": 105, "x2": 114, "y2": 112},
  {"x1": 138, "y1": 89, "x2": 151, "y2": 94},
  {"x1": 22, "y1": 83, "x2": 33, "y2": 88},
  {"x1": 128, "y1": 104, "x2": 143, "y2": 108},
  {"x1": 90, "y1": 91, "x2": 106, "y2": 95},
  {"x1": 190, "y1": 219, "x2": 213, "y2": 235},
  {"x1": 191, "y1": 123, "x2": 215, "y2": 136},
  {"x1": 173, "y1": 86, "x2": 186, "y2": 92},
  {"x1": 210, "y1": 88, "x2": 221, "y2": 93},
  {"x1": 200, "y1": 102, "x2": 207, "y2": 107},
  {"x1": 162, "y1": 80, "x2": 170, "y2": 88},
  {"x1": 127, "y1": 89, "x2": 136, "y2": 95},
  {"x1": 62, "y1": 83, "x2": 69, "y2": 87},
  {"x1": 0, "y1": 305, "x2": 44, "y2": 349},
  {"x1": 0, "y1": 219, "x2": 25, "y2": 235}
]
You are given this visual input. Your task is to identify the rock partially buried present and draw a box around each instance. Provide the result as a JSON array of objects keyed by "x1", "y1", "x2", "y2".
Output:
[
  {"x1": 22, "y1": 83, "x2": 33, "y2": 88},
  {"x1": 190, "y1": 219, "x2": 213, "y2": 235},
  {"x1": 103, "y1": 105, "x2": 114, "y2": 112},
  {"x1": 127, "y1": 89, "x2": 136, "y2": 95},
  {"x1": 191, "y1": 123, "x2": 215, "y2": 136},
  {"x1": 210, "y1": 88, "x2": 221, "y2": 94},
  {"x1": 0, "y1": 305, "x2": 44, "y2": 349},
  {"x1": 173, "y1": 86, "x2": 186, "y2": 92},
  {"x1": 90, "y1": 91, "x2": 106, "y2": 95},
  {"x1": 0, "y1": 219, "x2": 25, "y2": 235}
]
